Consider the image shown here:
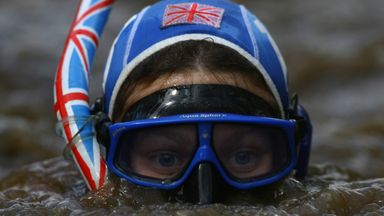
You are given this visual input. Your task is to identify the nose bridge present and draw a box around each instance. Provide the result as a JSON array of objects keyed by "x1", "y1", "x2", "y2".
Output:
[
  {"x1": 184, "y1": 122, "x2": 224, "y2": 204},
  {"x1": 195, "y1": 122, "x2": 215, "y2": 161}
]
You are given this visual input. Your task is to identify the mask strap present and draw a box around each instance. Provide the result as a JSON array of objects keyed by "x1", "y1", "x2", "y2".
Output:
[
  {"x1": 288, "y1": 94, "x2": 313, "y2": 178},
  {"x1": 294, "y1": 104, "x2": 312, "y2": 178}
]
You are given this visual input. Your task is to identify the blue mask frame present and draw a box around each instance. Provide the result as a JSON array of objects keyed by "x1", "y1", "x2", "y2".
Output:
[{"x1": 106, "y1": 113, "x2": 298, "y2": 190}]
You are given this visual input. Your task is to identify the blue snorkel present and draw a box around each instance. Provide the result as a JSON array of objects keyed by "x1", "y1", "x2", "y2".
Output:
[{"x1": 54, "y1": 0, "x2": 114, "y2": 190}]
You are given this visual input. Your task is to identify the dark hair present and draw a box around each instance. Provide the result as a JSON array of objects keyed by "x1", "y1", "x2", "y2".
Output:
[{"x1": 113, "y1": 39, "x2": 276, "y2": 121}]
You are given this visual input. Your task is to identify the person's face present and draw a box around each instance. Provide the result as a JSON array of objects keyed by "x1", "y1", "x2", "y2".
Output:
[{"x1": 118, "y1": 70, "x2": 278, "y2": 181}]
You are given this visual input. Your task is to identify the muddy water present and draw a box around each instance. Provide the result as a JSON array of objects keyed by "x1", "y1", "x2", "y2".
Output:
[{"x1": 0, "y1": 0, "x2": 383, "y2": 215}]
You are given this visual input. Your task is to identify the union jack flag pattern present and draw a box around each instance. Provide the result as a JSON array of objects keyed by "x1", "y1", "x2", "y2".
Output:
[
  {"x1": 163, "y1": 3, "x2": 225, "y2": 28},
  {"x1": 54, "y1": 0, "x2": 114, "y2": 190}
]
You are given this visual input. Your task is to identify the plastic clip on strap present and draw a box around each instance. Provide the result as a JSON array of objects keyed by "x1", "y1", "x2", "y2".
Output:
[
  {"x1": 54, "y1": 0, "x2": 114, "y2": 190},
  {"x1": 91, "y1": 98, "x2": 112, "y2": 156}
]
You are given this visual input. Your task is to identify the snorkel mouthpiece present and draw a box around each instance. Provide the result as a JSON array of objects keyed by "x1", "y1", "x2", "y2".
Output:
[
  {"x1": 198, "y1": 163, "x2": 214, "y2": 204},
  {"x1": 184, "y1": 163, "x2": 222, "y2": 204}
]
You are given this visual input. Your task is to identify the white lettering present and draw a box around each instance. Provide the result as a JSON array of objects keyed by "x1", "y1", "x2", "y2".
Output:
[{"x1": 180, "y1": 113, "x2": 227, "y2": 119}]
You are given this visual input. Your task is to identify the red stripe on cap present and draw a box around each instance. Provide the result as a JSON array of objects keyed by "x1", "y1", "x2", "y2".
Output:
[{"x1": 187, "y1": 3, "x2": 198, "y2": 23}]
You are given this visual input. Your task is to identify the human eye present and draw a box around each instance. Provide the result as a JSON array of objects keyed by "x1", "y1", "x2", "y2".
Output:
[
  {"x1": 151, "y1": 151, "x2": 180, "y2": 168},
  {"x1": 228, "y1": 149, "x2": 261, "y2": 171},
  {"x1": 117, "y1": 125, "x2": 198, "y2": 180},
  {"x1": 147, "y1": 151, "x2": 185, "y2": 177},
  {"x1": 222, "y1": 146, "x2": 273, "y2": 179}
]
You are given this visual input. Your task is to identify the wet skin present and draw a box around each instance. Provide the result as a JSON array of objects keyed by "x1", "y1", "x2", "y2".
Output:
[
  {"x1": 126, "y1": 124, "x2": 197, "y2": 179},
  {"x1": 118, "y1": 70, "x2": 278, "y2": 122},
  {"x1": 123, "y1": 123, "x2": 275, "y2": 180},
  {"x1": 118, "y1": 70, "x2": 279, "y2": 180}
]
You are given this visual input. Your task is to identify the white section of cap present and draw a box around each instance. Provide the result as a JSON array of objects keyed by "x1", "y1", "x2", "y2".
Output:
[
  {"x1": 240, "y1": 5, "x2": 259, "y2": 59},
  {"x1": 103, "y1": 14, "x2": 138, "y2": 91},
  {"x1": 254, "y1": 18, "x2": 288, "y2": 86},
  {"x1": 123, "y1": 6, "x2": 150, "y2": 72},
  {"x1": 108, "y1": 34, "x2": 284, "y2": 119}
]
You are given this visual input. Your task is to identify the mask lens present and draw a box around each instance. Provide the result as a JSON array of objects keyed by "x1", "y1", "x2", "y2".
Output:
[
  {"x1": 115, "y1": 124, "x2": 198, "y2": 180},
  {"x1": 213, "y1": 123, "x2": 290, "y2": 180}
]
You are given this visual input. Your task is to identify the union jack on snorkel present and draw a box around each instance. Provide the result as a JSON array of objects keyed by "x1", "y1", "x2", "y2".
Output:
[{"x1": 54, "y1": 0, "x2": 114, "y2": 190}]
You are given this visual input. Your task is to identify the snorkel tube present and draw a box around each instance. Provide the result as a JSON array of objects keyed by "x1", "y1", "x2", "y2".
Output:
[{"x1": 54, "y1": 0, "x2": 114, "y2": 190}]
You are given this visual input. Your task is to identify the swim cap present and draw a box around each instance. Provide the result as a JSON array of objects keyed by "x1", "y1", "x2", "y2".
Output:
[{"x1": 103, "y1": 0, "x2": 288, "y2": 118}]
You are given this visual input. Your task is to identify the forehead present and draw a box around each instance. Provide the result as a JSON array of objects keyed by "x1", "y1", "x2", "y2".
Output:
[{"x1": 123, "y1": 70, "x2": 277, "y2": 117}]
